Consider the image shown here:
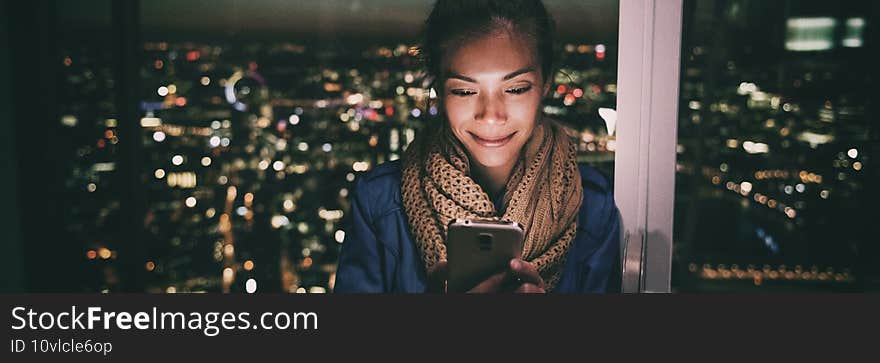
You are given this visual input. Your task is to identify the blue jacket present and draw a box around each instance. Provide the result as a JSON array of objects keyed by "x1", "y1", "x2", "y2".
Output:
[{"x1": 334, "y1": 160, "x2": 621, "y2": 293}]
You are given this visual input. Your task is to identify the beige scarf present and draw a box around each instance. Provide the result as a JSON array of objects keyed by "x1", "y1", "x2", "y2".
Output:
[{"x1": 401, "y1": 117, "x2": 583, "y2": 291}]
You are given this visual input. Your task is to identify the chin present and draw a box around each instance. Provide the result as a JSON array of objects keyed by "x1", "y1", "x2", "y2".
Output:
[{"x1": 467, "y1": 149, "x2": 517, "y2": 170}]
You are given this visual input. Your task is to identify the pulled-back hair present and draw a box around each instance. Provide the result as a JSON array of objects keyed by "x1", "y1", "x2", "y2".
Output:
[{"x1": 422, "y1": 0, "x2": 556, "y2": 86}]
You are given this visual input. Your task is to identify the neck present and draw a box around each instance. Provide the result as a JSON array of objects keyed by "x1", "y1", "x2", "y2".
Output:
[{"x1": 470, "y1": 160, "x2": 516, "y2": 198}]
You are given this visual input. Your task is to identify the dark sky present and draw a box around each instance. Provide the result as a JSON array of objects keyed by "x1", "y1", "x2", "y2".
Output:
[{"x1": 58, "y1": 0, "x2": 619, "y2": 42}]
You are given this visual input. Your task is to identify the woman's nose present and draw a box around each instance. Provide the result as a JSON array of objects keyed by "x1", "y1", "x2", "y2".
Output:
[{"x1": 475, "y1": 91, "x2": 507, "y2": 125}]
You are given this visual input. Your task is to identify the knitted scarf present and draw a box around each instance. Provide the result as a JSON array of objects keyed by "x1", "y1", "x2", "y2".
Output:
[{"x1": 401, "y1": 117, "x2": 583, "y2": 291}]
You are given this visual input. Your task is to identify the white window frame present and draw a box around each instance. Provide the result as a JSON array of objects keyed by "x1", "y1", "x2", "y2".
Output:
[{"x1": 615, "y1": 0, "x2": 683, "y2": 293}]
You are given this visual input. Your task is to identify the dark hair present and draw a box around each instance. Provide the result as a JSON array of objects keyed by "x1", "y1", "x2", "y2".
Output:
[{"x1": 422, "y1": 0, "x2": 556, "y2": 87}]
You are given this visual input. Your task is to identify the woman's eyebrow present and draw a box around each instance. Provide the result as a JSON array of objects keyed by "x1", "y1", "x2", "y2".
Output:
[
  {"x1": 446, "y1": 73, "x2": 476, "y2": 83},
  {"x1": 502, "y1": 67, "x2": 536, "y2": 80},
  {"x1": 445, "y1": 67, "x2": 536, "y2": 83}
]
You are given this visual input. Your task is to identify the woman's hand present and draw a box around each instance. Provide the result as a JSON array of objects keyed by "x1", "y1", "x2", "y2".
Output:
[
  {"x1": 508, "y1": 258, "x2": 546, "y2": 293},
  {"x1": 467, "y1": 258, "x2": 546, "y2": 294},
  {"x1": 426, "y1": 259, "x2": 448, "y2": 293}
]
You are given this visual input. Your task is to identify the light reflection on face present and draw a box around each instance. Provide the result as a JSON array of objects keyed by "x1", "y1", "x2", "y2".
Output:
[{"x1": 442, "y1": 31, "x2": 548, "y2": 172}]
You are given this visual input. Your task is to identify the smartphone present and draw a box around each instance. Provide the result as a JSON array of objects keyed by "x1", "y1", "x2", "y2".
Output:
[{"x1": 445, "y1": 218, "x2": 524, "y2": 293}]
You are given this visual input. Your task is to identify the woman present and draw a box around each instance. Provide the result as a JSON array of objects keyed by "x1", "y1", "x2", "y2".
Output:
[{"x1": 335, "y1": 0, "x2": 620, "y2": 293}]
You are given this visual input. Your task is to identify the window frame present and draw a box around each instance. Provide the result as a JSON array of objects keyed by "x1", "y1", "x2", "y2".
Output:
[{"x1": 614, "y1": 0, "x2": 683, "y2": 293}]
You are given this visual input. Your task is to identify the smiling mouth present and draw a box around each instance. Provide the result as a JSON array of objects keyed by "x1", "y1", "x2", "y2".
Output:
[{"x1": 469, "y1": 131, "x2": 516, "y2": 147}]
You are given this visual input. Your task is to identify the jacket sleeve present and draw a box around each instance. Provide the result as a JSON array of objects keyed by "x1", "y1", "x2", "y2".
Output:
[
  {"x1": 556, "y1": 166, "x2": 622, "y2": 293},
  {"x1": 577, "y1": 203, "x2": 621, "y2": 293},
  {"x1": 333, "y1": 175, "x2": 387, "y2": 293}
]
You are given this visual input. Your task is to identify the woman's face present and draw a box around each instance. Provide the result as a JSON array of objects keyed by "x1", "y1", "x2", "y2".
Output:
[{"x1": 442, "y1": 31, "x2": 547, "y2": 171}]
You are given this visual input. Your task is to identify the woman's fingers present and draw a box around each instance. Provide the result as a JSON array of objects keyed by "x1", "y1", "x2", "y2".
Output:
[
  {"x1": 426, "y1": 260, "x2": 448, "y2": 293},
  {"x1": 514, "y1": 283, "x2": 546, "y2": 294},
  {"x1": 449, "y1": 259, "x2": 547, "y2": 293},
  {"x1": 508, "y1": 259, "x2": 545, "y2": 290},
  {"x1": 467, "y1": 272, "x2": 507, "y2": 293}
]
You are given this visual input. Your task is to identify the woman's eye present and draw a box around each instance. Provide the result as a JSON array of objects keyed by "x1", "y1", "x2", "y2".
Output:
[
  {"x1": 507, "y1": 85, "x2": 532, "y2": 95},
  {"x1": 450, "y1": 89, "x2": 476, "y2": 96}
]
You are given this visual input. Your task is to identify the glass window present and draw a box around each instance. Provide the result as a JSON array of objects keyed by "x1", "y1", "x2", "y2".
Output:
[
  {"x1": 673, "y1": 0, "x2": 876, "y2": 292},
  {"x1": 134, "y1": 1, "x2": 620, "y2": 293},
  {"x1": 56, "y1": 1, "x2": 123, "y2": 292},
  {"x1": 9, "y1": 1, "x2": 621, "y2": 292}
]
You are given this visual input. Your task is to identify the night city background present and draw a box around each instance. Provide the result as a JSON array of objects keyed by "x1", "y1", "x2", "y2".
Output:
[{"x1": 1, "y1": 0, "x2": 877, "y2": 293}]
